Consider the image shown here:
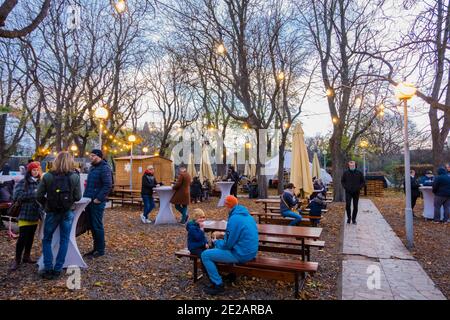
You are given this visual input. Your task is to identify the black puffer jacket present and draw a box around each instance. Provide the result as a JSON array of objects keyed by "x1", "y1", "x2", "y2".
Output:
[
  {"x1": 341, "y1": 169, "x2": 365, "y2": 194},
  {"x1": 141, "y1": 173, "x2": 158, "y2": 196}
]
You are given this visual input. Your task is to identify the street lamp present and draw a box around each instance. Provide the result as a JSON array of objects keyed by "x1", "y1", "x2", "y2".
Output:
[
  {"x1": 94, "y1": 106, "x2": 108, "y2": 149},
  {"x1": 128, "y1": 134, "x2": 136, "y2": 190},
  {"x1": 70, "y1": 144, "x2": 78, "y2": 157},
  {"x1": 395, "y1": 81, "x2": 417, "y2": 249},
  {"x1": 113, "y1": 0, "x2": 127, "y2": 14},
  {"x1": 359, "y1": 140, "x2": 369, "y2": 177},
  {"x1": 142, "y1": 147, "x2": 149, "y2": 155}
]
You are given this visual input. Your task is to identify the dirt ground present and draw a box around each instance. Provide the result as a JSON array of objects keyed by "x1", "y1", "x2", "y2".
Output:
[
  {"x1": 0, "y1": 195, "x2": 343, "y2": 300},
  {"x1": 371, "y1": 190, "x2": 450, "y2": 299}
]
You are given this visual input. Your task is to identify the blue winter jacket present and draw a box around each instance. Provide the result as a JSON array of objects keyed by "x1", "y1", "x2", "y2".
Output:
[
  {"x1": 186, "y1": 220, "x2": 208, "y2": 252},
  {"x1": 215, "y1": 205, "x2": 259, "y2": 263},
  {"x1": 280, "y1": 190, "x2": 299, "y2": 213},
  {"x1": 83, "y1": 160, "x2": 113, "y2": 202},
  {"x1": 432, "y1": 168, "x2": 450, "y2": 197}
]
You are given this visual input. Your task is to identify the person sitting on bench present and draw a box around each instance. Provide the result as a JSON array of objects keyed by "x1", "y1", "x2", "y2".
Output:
[
  {"x1": 280, "y1": 183, "x2": 302, "y2": 226},
  {"x1": 307, "y1": 193, "x2": 326, "y2": 227},
  {"x1": 201, "y1": 195, "x2": 259, "y2": 295}
]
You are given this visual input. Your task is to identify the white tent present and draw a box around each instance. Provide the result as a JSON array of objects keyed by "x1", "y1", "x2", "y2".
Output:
[{"x1": 264, "y1": 151, "x2": 333, "y2": 185}]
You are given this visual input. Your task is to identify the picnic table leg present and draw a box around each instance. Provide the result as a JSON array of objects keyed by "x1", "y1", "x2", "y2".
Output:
[
  {"x1": 193, "y1": 257, "x2": 198, "y2": 282},
  {"x1": 294, "y1": 273, "x2": 299, "y2": 298}
]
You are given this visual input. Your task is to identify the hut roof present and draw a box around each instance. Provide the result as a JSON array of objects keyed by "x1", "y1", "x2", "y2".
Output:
[{"x1": 113, "y1": 155, "x2": 172, "y2": 162}]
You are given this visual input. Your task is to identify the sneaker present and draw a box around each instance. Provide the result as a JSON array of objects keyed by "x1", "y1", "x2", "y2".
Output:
[
  {"x1": 92, "y1": 252, "x2": 105, "y2": 258},
  {"x1": 40, "y1": 270, "x2": 54, "y2": 280},
  {"x1": 52, "y1": 270, "x2": 62, "y2": 279},
  {"x1": 145, "y1": 218, "x2": 153, "y2": 224},
  {"x1": 203, "y1": 283, "x2": 225, "y2": 295},
  {"x1": 352, "y1": 220, "x2": 357, "y2": 225},
  {"x1": 140, "y1": 214, "x2": 147, "y2": 224},
  {"x1": 83, "y1": 249, "x2": 97, "y2": 257},
  {"x1": 347, "y1": 219, "x2": 351, "y2": 224}
]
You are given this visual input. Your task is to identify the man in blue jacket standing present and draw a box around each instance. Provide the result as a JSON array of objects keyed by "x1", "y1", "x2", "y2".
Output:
[
  {"x1": 83, "y1": 149, "x2": 113, "y2": 257},
  {"x1": 432, "y1": 167, "x2": 450, "y2": 223},
  {"x1": 201, "y1": 195, "x2": 259, "y2": 295}
]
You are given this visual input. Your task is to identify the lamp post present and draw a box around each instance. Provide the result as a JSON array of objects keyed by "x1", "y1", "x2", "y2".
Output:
[
  {"x1": 359, "y1": 140, "x2": 369, "y2": 177},
  {"x1": 128, "y1": 134, "x2": 136, "y2": 190},
  {"x1": 395, "y1": 82, "x2": 417, "y2": 249},
  {"x1": 113, "y1": 0, "x2": 127, "y2": 14},
  {"x1": 70, "y1": 144, "x2": 78, "y2": 157},
  {"x1": 94, "y1": 106, "x2": 108, "y2": 149},
  {"x1": 142, "y1": 147, "x2": 149, "y2": 155},
  {"x1": 323, "y1": 150, "x2": 327, "y2": 169}
]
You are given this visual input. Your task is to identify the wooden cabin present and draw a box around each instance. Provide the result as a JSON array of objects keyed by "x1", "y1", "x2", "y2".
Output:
[{"x1": 113, "y1": 155, "x2": 174, "y2": 189}]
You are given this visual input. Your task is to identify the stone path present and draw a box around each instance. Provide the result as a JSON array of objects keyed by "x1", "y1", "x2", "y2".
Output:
[{"x1": 340, "y1": 199, "x2": 446, "y2": 300}]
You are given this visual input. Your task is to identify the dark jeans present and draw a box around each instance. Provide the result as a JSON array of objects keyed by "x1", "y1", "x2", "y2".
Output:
[
  {"x1": 433, "y1": 196, "x2": 450, "y2": 222},
  {"x1": 16, "y1": 224, "x2": 37, "y2": 262},
  {"x1": 230, "y1": 184, "x2": 238, "y2": 197},
  {"x1": 411, "y1": 194, "x2": 419, "y2": 210},
  {"x1": 345, "y1": 191, "x2": 360, "y2": 222},
  {"x1": 42, "y1": 211, "x2": 74, "y2": 272},
  {"x1": 86, "y1": 202, "x2": 106, "y2": 254},
  {"x1": 175, "y1": 204, "x2": 188, "y2": 223},
  {"x1": 142, "y1": 195, "x2": 155, "y2": 219}
]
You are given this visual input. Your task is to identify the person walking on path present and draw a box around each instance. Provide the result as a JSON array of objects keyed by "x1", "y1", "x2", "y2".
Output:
[
  {"x1": 171, "y1": 166, "x2": 191, "y2": 224},
  {"x1": 225, "y1": 166, "x2": 240, "y2": 197},
  {"x1": 432, "y1": 167, "x2": 450, "y2": 223},
  {"x1": 83, "y1": 149, "x2": 113, "y2": 258},
  {"x1": 341, "y1": 161, "x2": 365, "y2": 224},
  {"x1": 201, "y1": 195, "x2": 258, "y2": 295},
  {"x1": 280, "y1": 183, "x2": 303, "y2": 226},
  {"x1": 37, "y1": 152, "x2": 81, "y2": 280},
  {"x1": 9, "y1": 162, "x2": 43, "y2": 271},
  {"x1": 140, "y1": 165, "x2": 161, "y2": 224}
]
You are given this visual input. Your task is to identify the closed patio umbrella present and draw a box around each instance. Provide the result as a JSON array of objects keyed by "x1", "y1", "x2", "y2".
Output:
[
  {"x1": 290, "y1": 123, "x2": 313, "y2": 198},
  {"x1": 312, "y1": 152, "x2": 321, "y2": 180},
  {"x1": 199, "y1": 145, "x2": 215, "y2": 183},
  {"x1": 187, "y1": 153, "x2": 197, "y2": 178},
  {"x1": 244, "y1": 160, "x2": 250, "y2": 176}
]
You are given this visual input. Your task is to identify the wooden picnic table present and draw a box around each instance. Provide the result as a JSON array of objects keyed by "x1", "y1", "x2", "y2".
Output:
[{"x1": 203, "y1": 220, "x2": 322, "y2": 261}]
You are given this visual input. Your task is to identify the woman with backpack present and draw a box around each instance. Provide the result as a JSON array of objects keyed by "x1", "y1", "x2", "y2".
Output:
[
  {"x1": 36, "y1": 152, "x2": 81, "y2": 280},
  {"x1": 9, "y1": 162, "x2": 43, "y2": 271}
]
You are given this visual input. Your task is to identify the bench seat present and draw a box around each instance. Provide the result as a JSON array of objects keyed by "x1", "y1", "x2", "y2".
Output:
[{"x1": 175, "y1": 249, "x2": 318, "y2": 297}]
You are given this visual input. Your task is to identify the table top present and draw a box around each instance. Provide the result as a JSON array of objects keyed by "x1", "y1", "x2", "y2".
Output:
[
  {"x1": 216, "y1": 181, "x2": 235, "y2": 184},
  {"x1": 419, "y1": 186, "x2": 432, "y2": 190},
  {"x1": 154, "y1": 186, "x2": 173, "y2": 191},
  {"x1": 114, "y1": 189, "x2": 141, "y2": 193},
  {"x1": 255, "y1": 198, "x2": 280, "y2": 203},
  {"x1": 76, "y1": 197, "x2": 91, "y2": 204},
  {"x1": 203, "y1": 220, "x2": 322, "y2": 240}
]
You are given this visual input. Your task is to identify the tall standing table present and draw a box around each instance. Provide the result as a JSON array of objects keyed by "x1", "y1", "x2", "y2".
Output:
[
  {"x1": 216, "y1": 181, "x2": 235, "y2": 207},
  {"x1": 419, "y1": 186, "x2": 444, "y2": 220},
  {"x1": 37, "y1": 197, "x2": 91, "y2": 271},
  {"x1": 154, "y1": 186, "x2": 177, "y2": 224}
]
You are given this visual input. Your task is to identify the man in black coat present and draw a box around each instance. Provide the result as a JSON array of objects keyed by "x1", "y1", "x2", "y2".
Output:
[
  {"x1": 226, "y1": 166, "x2": 240, "y2": 197},
  {"x1": 404, "y1": 170, "x2": 421, "y2": 213},
  {"x1": 341, "y1": 161, "x2": 365, "y2": 224}
]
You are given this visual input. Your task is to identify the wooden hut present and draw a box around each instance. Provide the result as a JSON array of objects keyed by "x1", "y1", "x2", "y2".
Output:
[{"x1": 113, "y1": 155, "x2": 174, "y2": 189}]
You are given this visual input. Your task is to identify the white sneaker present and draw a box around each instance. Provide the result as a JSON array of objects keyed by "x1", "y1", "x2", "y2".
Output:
[
  {"x1": 140, "y1": 214, "x2": 147, "y2": 224},
  {"x1": 145, "y1": 219, "x2": 153, "y2": 224}
]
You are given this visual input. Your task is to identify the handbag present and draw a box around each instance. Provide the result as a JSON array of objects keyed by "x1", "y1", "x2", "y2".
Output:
[{"x1": 6, "y1": 201, "x2": 21, "y2": 218}]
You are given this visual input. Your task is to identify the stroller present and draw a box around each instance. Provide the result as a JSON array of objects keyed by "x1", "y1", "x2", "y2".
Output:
[{"x1": 0, "y1": 180, "x2": 18, "y2": 239}]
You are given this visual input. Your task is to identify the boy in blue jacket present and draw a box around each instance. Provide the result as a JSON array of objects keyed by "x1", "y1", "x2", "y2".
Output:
[
  {"x1": 186, "y1": 209, "x2": 209, "y2": 256},
  {"x1": 201, "y1": 196, "x2": 259, "y2": 295}
]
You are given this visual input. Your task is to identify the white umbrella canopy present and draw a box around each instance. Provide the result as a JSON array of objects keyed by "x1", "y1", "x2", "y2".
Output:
[
  {"x1": 312, "y1": 152, "x2": 321, "y2": 180},
  {"x1": 187, "y1": 153, "x2": 197, "y2": 178},
  {"x1": 289, "y1": 123, "x2": 313, "y2": 198},
  {"x1": 199, "y1": 146, "x2": 215, "y2": 183}
]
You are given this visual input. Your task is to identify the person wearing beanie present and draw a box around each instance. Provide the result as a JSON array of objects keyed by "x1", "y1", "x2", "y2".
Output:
[
  {"x1": 307, "y1": 193, "x2": 327, "y2": 227},
  {"x1": 9, "y1": 162, "x2": 43, "y2": 271},
  {"x1": 83, "y1": 149, "x2": 113, "y2": 258},
  {"x1": 201, "y1": 195, "x2": 259, "y2": 295},
  {"x1": 140, "y1": 165, "x2": 161, "y2": 224}
]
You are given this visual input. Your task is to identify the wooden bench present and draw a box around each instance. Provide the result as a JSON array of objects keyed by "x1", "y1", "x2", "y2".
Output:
[
  {"x1": 265, "y1": 206, "x2": 328, "y2": 214},
  {"x1": 175, "y1": 249, "x2": 318, "y2": 297},
  {"x1": 250, "y1": 212, "x2": 324, "y2": 227}
]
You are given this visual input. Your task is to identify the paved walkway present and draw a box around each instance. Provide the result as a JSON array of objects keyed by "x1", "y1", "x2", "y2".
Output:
[{"x1": 341, "y1": 199, "x2": 446, "y2": 300}]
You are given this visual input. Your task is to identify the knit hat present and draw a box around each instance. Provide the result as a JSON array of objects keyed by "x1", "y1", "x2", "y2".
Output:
[
  {"x1": 27, "y1": 161, "x2": 41, "y2": 173},
  {"x1": 91, "y1": 149, "x2": 103, "y2": 159},
  {"x1": 224, "y1": 195, "x2": 238, "y2": 208}
]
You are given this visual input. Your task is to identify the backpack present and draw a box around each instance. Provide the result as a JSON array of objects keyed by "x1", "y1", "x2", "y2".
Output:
[{"x1": 46, "y1": 172, "x2": 74, "y2": 214}]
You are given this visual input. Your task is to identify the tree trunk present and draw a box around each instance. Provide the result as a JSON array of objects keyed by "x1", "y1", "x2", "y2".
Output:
[
  {"x1": 277, "y1": 132, "x2": 288, "y2": 194},
  {"x1": 330, "y1": 130, "x2": 345, "y2": 202},
  {"x1": 256, "y1": 128, "x2": 268, "y2": 199}
]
